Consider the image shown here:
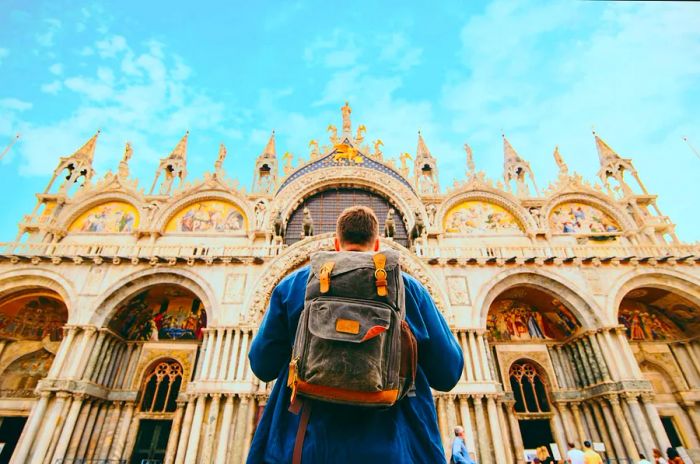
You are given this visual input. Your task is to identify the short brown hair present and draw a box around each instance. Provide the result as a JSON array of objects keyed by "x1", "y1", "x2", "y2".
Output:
[{"x1": 336, "y1": 206, "x2": 379, "y2": 246}]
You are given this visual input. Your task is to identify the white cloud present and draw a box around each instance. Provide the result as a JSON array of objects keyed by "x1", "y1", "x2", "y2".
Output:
[
  {"x1": 0, "y1": 48, "x2": 8, "y2": 65},
  {"x1": 49, "y1": 63, "x2": 63, "y2": 75},
  {"x1": 41, "y1": 80, "x2": 63, "y2": 94},
  {"x1": 36, "y1": 18, "x2": 62, "y2": 47},
  {"x1": 96, "y1": 35, "x2": 127, "y2": 58},
  {"x1": 379, "y1": 33, "x2": 423, "y2": 71},
  {"x1": 0, "y1": 99, "x2": 32, "y2": 112}
]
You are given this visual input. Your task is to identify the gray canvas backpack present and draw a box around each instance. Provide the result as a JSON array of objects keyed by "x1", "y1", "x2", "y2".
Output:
[{"x1": 288, "y1": 249, "x2": 417, "y2": 408}]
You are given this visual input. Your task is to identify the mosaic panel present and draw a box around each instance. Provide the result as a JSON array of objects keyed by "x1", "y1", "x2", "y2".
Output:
[
  {"x1": 69, "y1": 201, "x2": 139, "y2": 233},
  {"x1": 444, "y1": 201, "x2": 523, "y2": 234},
  {"x1": 619, "y1": 288, "x2": 699, "y2": 341},
  {"x1": 549, "y1": 202, "x2": 619, "y2": 234},
  {"x1": 108, "y1": 286, "x2": 207, "y2": 341},
  {"x1": 0, "y1": 291, "x2": 67, "y2": 341},
  {"x1": 165, "y1": 200, "x2": 247, "y2": 233}
]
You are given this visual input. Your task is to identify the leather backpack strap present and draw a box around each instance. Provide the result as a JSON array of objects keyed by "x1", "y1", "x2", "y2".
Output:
[
  {"x1": 372, "y1": 253, "x2": 388, "y2": 297},
  {"x1": 292, "y1": 400, "x2": 312, "y2": 464},
  {"x1": 319, "y1": 261, "x2": 335, "y2": 294}
]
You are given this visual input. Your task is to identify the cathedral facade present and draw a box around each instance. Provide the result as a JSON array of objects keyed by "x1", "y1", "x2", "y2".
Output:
[{"x1": 0, "y1": 105, "x2": 699, "y2": 464}]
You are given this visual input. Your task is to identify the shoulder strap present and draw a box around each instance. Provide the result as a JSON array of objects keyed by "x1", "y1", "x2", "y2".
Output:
[{"x1": 373, "y1": 253, "x2": 388, "y2": 297}]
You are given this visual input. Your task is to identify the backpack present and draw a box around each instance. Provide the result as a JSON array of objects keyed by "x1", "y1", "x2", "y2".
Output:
[{"x1": 288, "y1": 249, "x2": 417, "y2": 408}]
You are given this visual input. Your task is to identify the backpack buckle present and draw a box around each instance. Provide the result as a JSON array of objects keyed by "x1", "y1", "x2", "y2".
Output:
[
  {"x1": 319, "y1": 261, "x2": 335, "y2": 294},
  {"x1": 373, "y1": 253, "x2": 388, "y2": 297}
]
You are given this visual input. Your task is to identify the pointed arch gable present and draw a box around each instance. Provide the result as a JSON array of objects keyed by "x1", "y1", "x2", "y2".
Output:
[{"x1": 475, "y1": 269, "x2": 603, "y2": 329}]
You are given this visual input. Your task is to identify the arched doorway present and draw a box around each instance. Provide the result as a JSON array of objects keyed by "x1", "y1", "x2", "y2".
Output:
[
  {"x1": 0, "y1": 288, "x2": 68, "y2": 464},
  {"x1": 131, "y1": 359, "x2": 184, "y2": 464},
  {"x1": 619, "y1": 286, "x2": 700, "y2": 449},
  {"x1": 285, "y1": 187, "x2": 409, "y2": 246}
]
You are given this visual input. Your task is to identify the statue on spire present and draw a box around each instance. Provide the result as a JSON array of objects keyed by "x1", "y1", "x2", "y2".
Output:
[
  {"x1": 553, "y1": 146, "x2": 568, "y2": 176},
  {"x1": 464, "y1": 143, "x2": 475, "y2": 176},
  {"x1": 215, "y1": 143, "x2": 227, "y2": 172},
  {"x1": 341, "y1": 101, "x2": 352, "y2": 136},
  {"x1": 118, "y1": 142, "x2": 132, "y2": 178}
]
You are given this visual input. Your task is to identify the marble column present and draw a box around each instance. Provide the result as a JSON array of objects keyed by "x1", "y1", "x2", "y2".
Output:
[
  {"x1": 486, "y1": 396, "x2": 507, "y2": 464},
  {"x1": 473, "y1": 396, "x2": 492, "y2": 464},
  {"x1": 549, "y1": 346, "x2": 568, "y2": 389},
  {"x1": 505, "y1": 402, "x2": 524, "y2": 464},
  {"x1": 590, "y1": 401, "x2": 615, "y2": 460},
  {"x1": 73, "y1": 326, "x2": 98, "y2": 379},
  {"x1": 164, "y1": 401, "x2": 186, "y2": 464},
  {"x1": 66, "y1": 399, "x2": 93, "y2": 459},
  {"x1": 44, "y1": 391, "x2": 74, "y2": 464},
  {"x1": 604, "y1": 329, "x2": 630, "y2": 379},
  {"x1": 573, "y1": 341, "x2": 593, "y2": 386},
  {"x1": 11, "y1": 392, "x2": 50, "y2": 464},
  {"x1": 231, "y1": 396, "x2": 249, "y2": 464},
  {"x1": 582, "y1": 403, "x2": 601, "y2": 443},
  {"x1": 219, "y1": 328, "x2": 233, "y2": 379},
  {"x1": 98, "y1": 338, "x2": 120, "y2": 385},
  {"x1": 437, "y1": 396, "x2": 449, "y2": 451},
  {"x1": 236, "y1": 331, "x2": 251, "y2": 381},
  {"x1": 110, "y1": 401, "x2": 135, "y2": 461},
  {"x1": 51, "y1": 394, "x2": 85, "y2": 462},
  {"x1": 121, "y1": 410, "x2": 140, "y2": 463},
  {"x1": 215, "y1": 394, "x2": 235, "y2": 463},
  {"x1": 48, "y1": 326, "x2": 77, "y2": 377},
  {"x1": 227, "y1": 329, "x2": 242, "y2": 380},
  {"x1": 446, "y1": 395, "x2": 459, "y2": 453},
  {"x1": 608, "y1": 395, "x2": 638, "y2": 459},
  {"x1": 683, "y1": 403, "x2": 700, "y2": 439},
  {"x1": 555, "y1": 403, "x2": 575, "y2": 444},
  {"x1": 184, "y1": 395, "x2": 207, "y2": 462},
  {"x1": 556, "y1": 345, "x2": 575, "y2": 388},
  {"x1": 570, "y1": 402, "x2": 587, "y2": 444},
  {"x1": 582, "y1": 337, "x2": 602, "y2": 383},
  {"x1": 496, "y1": 401, "x2": 514, "y2": 464},
  {"x1": 683, "y1": 342, "x2": 700, "y2": 379},
  {"x1": 625, "y1": 394, "x2": 656, "y2": 459},
  {"x1": 598, "y1": 399, "x2": 626, "y2": 460},
  {"x1": 619, "y1": 398, "x2": 644, "y2": 454},
  {"x1": 174, "y1": 398, "x2": 196, "y2": 464},
  {"x1": 201, "y1": 394, "x2": 222, "y2": 463},
  {"x1": 615, "y1": 328, "x2": 642, "y2": 378},
  {"x1": 201, "y1": 330, "x2": 215, "y2": 379},
  {"x1": 458, "y1": 396, "x2": 477, "y2": 460},
  {"x1": 98, "y1": 401, "x2": 123, "y2": 459},
  {"x1": 31, "y1": 392, "x2": 68, "y2": 463},
  {"x1": 86, "y1": 402, "x2": 109, "y2": 459},
  {"x1": 242, "y1": 396, "x2": 259, "y2": 462},
  {"x1": 460, "y1": 332, "x2": 475, "y2": 382},
  {"x1": 595, "y1": 331, "x2": 619, "y2": 380},
  {"x1": 209, "y1": 328, "x2": 225, "y2": 380},
  {"x1": 565, "y1": 345, "x2": 584, "y2": 387},
  {"x1": 640, "y1": 393, "x2": 671, "y2": 452},
  {"x1": 588, "y1": 333, "x2": 611, "y2": 382},
  {"x1": 468, "y1": 332, "x2": 484, "y2": 381},
  {"x1": 476, "y1": 332, "x2": 492, "y2": 381},
  {"x1": 90, "y1": 334, "x2": 111, "y2": 382}
]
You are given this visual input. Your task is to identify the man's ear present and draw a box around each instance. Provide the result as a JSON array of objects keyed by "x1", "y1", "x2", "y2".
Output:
[
  {"x1": 334, "y1": 237, "x2": 341, "y2": 251},
  {"x1": 373, "y1": 238, "x2": 379, "y2": 251}
]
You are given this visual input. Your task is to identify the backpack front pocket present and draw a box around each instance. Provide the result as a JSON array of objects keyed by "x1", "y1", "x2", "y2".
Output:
[{"x1": 302, "y1": 297, "x2": 393, "y2": 391}]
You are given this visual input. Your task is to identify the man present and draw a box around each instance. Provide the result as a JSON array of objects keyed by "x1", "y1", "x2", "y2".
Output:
[
  {"x1": 451, "y1": 426, "x2": 476, "y2": 464},
  {"x1": 638, "y1": 454, "x2": 653, "y2": 464},
  {"x1": 247, "y1": 206, "x2": 464, "y2": 463},
  {"x1": 583, "y1": 441, "x2": 603, "y2": 464},
  {"x1": 566, "y1": 442, "x2": 585, "y2": 464}
]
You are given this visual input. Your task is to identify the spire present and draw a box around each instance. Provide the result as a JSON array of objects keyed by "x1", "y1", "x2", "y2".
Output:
[
  {"x1": 168, "y1": 131, "x2": 189, "y2": 161},
  {"x1": 593, "y1": 130, "x2": 622, "y2": 165},
  {"x1": 48, "y1": 130, "x2": 100, "y2": 194},
  {"x1": 262, "y1": 131, "x2": 276, "y2": 158},
  {"x1": 414, "y1": 131, "x2": 439, "y2": 195},
  {"x1": 502, "y1": 134, "x2": 539, "y2": 197}
]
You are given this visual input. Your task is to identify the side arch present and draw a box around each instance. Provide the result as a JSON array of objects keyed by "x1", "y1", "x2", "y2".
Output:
[
  {"x1": 475, "y1": 269, "x2": 604, "y2": 329},
  {"x1": 607, "y1": 269, "x2": 700, "y2": 323},
  {"x1": 0, "y1": 268, "x2": 76, "y2": 321},
  {"x1": 88, "y1": 267, "x2": 218, "y2": 328}
]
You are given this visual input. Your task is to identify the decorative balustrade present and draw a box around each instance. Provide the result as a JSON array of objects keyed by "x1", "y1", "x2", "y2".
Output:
[{"x1": 0, "y1": 240, "x2": 697, "y2": 262}]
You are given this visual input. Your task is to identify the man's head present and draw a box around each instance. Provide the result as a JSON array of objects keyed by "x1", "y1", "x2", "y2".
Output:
[
  {"x1": 453, "y1": 426, "x2": 464, "y2": 437},
  {"x1": 335, "y1": 206, "x2": 380, "y2": 252},
  {"x1": 583, "y1": 441, "x2": 592, "y2": 449},
  {"x1": 567, "y1": 442, "x2": 576, "y2": 449}
]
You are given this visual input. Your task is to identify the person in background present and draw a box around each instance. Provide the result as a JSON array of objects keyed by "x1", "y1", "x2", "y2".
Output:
[
  {"x1": 536, "y1": 446, "x2": 554, "y2": 464},
  {"x1": 666, "y1": 448, "x2": 684, "y2": 464},
  {"x1": 638, "y1": 453, "x2": 653, "y2": 464},
  {"x1": 450, "y1": 426, "x2": 476, "y2": 464},
  {"x1": 583, "y1": 441, "x2": 603, "y2": 464},
  {"x1": 652, "y1": 448, "x2": 668, "y2": 464},
  {"x1": 566, "y1": 442, "x2": 585, "y2": 464}
]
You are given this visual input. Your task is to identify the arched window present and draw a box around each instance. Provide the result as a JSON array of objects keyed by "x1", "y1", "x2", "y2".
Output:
[
  {"x1": 139, "y1": 360, "x2": 183, "y2": 413},
  {"x1": 509, "y1": 361, "x2": 550, "y2": 414}
]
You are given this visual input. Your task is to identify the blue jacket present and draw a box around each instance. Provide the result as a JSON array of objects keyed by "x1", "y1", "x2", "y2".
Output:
[
  {"x1": 451, "y1": 437, "x2": 476, "y2": 464},
  {"x1": 247, "y1": 265, "x2": 464, "y2": 463}
]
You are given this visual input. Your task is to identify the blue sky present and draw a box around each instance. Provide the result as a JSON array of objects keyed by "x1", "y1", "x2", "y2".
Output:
[{"x1": 1, "y1": 1, "x2": 699, "y2": 241}]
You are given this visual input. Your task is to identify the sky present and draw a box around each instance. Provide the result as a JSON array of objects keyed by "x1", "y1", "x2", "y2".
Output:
[{"x1": 0, "y1": 0, "x2": 699, "y2": 242}]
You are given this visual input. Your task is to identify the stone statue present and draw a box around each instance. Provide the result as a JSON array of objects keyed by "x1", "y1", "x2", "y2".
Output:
[
  {"x1": 254, "y1": 201, "x2": 267, "y2": 230},
  {"x1": 309, "y1": 140, "x2": 320, "y2": 159},
  {"x1": 272, "y1": 210, "x2": 285, "y2": 239},
  {"x1": 426, "y1": 204, "x2": 437, "y2": 227},
  {"x1": 282, "y1": 152, "x2": 294, "y2": 176},
  {"x1": 409, "y1": 210, "x2": 425, "y2": 248},
  {"x1": 529, "y1": 207, "x2": 542, "y2": 228},
  {"x1": 215, "y1": 143, "x2": 227, "y2": 172},
  {"x1": 327, "y1": 124, "x2": 339, "y2": 144},
  {"x1": 301, "y1": 207, "x2": 314, "y2": 238},
  {"x1": 118, "y1": 142, "x2": 132, "y2": 178},
  {"x1": 553, "y1": 146, "x2": 568, "y2": 175},
  {"x1": 354, "y1": 124, "x2": 366, "y2": 144},
  {"x1": 373, "y1": 139, "x2": 383, "y2": 160},
  {"x1": 384, "y1": 208, "x2": 396, "y2": 238},
  {"x1": 464, "y1": 143, "x2": 475, "y2": 174},
  {"x1": 341, "y1": 101, "x2": 352, "y2": 134}
]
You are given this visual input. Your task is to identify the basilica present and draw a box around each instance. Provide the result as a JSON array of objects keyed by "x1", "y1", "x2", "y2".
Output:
[{"x1": 0, "y1": 104, "x2": 699, "y2": 464}]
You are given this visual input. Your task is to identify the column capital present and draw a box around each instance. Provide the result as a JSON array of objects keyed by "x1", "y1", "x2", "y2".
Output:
[
  {"x1": 606, "y1": 394, "x2": 621, "y2": 406},
  {"x1": 622, "y1": 392, "x2": 640, "y2": 403},
  {"x1": 56, "y1": 391, "x2": 72, "y2": 399},
  {"x1": 639, "y1": 392, "x2": 655, "y2": 403},
  {"x1": 39, "y1": 391, "x2": 52, "y2": 399}
]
